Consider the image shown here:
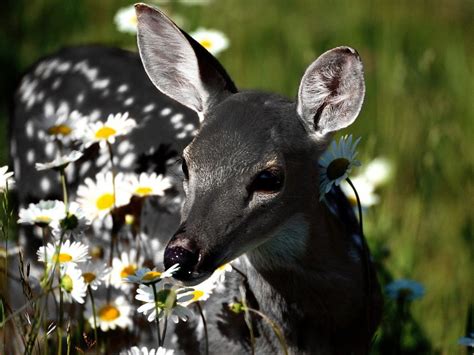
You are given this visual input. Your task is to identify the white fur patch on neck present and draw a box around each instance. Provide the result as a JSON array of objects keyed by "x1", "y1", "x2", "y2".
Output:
[{"x1": 247, "y1": 213, "x2": 309, "y2": 270}]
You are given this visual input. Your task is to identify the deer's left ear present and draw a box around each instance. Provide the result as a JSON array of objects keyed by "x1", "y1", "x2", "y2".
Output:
[{"x1": 296, "y1": 46, "x2": 365, "y2": 136}]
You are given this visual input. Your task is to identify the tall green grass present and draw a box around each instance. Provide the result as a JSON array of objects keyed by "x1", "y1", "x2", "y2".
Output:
[{"x1": 1, "y1": 0, "x2": 473, "y2": 353}]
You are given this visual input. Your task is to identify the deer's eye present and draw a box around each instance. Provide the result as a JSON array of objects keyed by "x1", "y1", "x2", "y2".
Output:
[
  {"x1": 181, "y1": 158, "x2": 189, "y2": 180},
  {"x1": 249, "y1": 168, "x2": 284, "y2": 194}
]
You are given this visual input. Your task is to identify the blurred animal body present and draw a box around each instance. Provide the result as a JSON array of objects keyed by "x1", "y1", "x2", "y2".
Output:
[{"x1": 11, "y1": 4, "x2": 382, "y2": 354}]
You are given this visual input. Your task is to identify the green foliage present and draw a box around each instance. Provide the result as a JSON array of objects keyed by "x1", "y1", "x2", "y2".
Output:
[{"x1": 0, "y1": 0, "x2": 473, "y2": 353}]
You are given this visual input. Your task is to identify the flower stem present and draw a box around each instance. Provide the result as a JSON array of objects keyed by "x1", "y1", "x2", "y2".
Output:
[
  {"x1": 161, "y1": 314, "x2": 168, "y2": 347},
  {"x1": 59, "y1": 168, "x2": 69, "y2": 211},
  {"x1": 151, "y1": 283, "x2": 162, "y2": 347},
  {"x1": 88, "y1": 286, "x2": 99, "y2": 353},
  {"x1": 196, "y1": 302, "x2": 209, "y2": 355},
  {"x1": 244, "y1": 307, "x2": 288, "y2": 355},
  {"x1": 346, "y1": 177, "x2": 372, "y2": 351},
  {"x1": 239, "y1": 285, "x2": 255, "y2": 355}
]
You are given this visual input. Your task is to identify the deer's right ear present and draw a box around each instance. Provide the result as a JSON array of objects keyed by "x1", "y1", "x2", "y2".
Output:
[
  {"x1": 135, "y1": 4, "x2": 237, "y2": 117},
  {"x1": 296, "y1": 46, "x2": 365, "y2": 137}
]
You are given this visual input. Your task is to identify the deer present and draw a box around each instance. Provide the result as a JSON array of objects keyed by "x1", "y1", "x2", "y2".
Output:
[{"x1": 9, "y1": 3, "x2": 382, "y2": 354}]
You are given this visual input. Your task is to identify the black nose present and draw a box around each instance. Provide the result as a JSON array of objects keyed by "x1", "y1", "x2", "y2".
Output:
[{"x1": 164, "y1": 240, "x2": 200, "y2": 281}]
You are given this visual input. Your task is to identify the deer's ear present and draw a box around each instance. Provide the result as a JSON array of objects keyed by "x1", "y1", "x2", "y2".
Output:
[
  {"x1": 296, "y1": 47, "x2": 365, "y2": 136},
  {"x1": 135, "y1": 4, "x2": 237, "y2": 116}
]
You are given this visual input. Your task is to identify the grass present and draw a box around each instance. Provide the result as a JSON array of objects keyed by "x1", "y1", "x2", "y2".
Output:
[{"x1": 1, "y1": 0, "x2": 473, "y2": 353}]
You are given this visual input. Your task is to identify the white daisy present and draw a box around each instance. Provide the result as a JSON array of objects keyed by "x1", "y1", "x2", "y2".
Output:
[
  {"x1": 37, "y1": 239, "x2": 90, "y2": 267},
  {"x1": 110, "y1": 249, "x2": 144, "y2": 289},
  {"x1": 81, "y1": 112, "x2": 136, "y2": 149},
  {"x1": 54, "y1": 201, "x2": 91, "y2": 238},
  {"x1": 0, "y1": 166, "x2": 14, "y2": 192},
  {"x1": 177, "y1": 263, "x2": 231, "y2": 306},
  {"x1": 60, "y1": 264, "x2": 87, "y2": 304},
  {"x1": 86, "y1": 295, "x2": 133, "y2": 332},
  {"x1": 43, "y1": 109, "x2": 88, "y2": 144},
  {"x1": 190, "y1": 28, "x2": 229, "y2": 56},
  {"x1": 35, "y1": 150, "x2": 83, "y2": 171},
  {"x1": 318, "y1": 135, "x2": 361, "y2": 199},
  {"x1": 77, "y1": 172, "x2": 132, "y2": 219},
  {"x1": 385, "y1": 279, "x2": 425, "y2": 301},
  {"x1": 363, "y1": 157, "x2": 393, "y2": 187},
  {"x1": 126, "y1": 173, "x2": 172, "y2": 198},
  {"x1": 79, "y1": 262, "x2": 111, "y2": 290},
  {"x1": 114, "y1": 5, "x2": 138, "y2": 34},
  {"x1": 125, "y1": 264, "x2": 180, "y2": 286},
  {"x1": 340, "y1": 176, "x2": 380, "y2": 208},
  {"x1": 135, "y1": 286, "x2": 193, "y2": 324},
  {"x1": 125, "y1": 346, "x2": 174, "y2": 355},
  {"x1": 18, "y1": 200, "x2": 66, "y2": 228}
]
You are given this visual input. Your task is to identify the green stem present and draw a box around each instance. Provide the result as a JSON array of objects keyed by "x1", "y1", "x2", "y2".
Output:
[
  {"x1": 57, "y1": 279, "x2": 63, "y2": 355},
  {"x1": 239, "y1": 286, "x2": 255, "y2": 355},
  {"x1": 106, "y1": 142, "x2": 117, "y2": 303},
  {"x1": 59, "y1": 168, "x2": 69, "y2": 211},
  {"x1": 161, "y1": 314, "x2": 168, "y2": 347},
  {"x1": 196, "y1": 302, "x2": 209, "y2": 355},
  {"x1": 346, "y1": 177, "x2": 372, "y2": 351},
  {"x1": 151, "y1": 283, "x2": 162, "y2": 347},
  {"x1": 88, "y1": 286, "x2": 99, "y2": 353},
  {"x1": 244, "y1": 307, "x2": 289, "y2": 355}
]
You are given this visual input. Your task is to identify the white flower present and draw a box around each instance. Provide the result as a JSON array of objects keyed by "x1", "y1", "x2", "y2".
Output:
[
  {"x1": 53, "y1": 201, "x2": 91, "y2": 238},
  {"x1": 60, "y1": 264, "x2": 87, "y2": 304},
  {"x1": 136, "y1": 286, "x2": 193, "y2": 324},
  {"x1": 18, "y1": 200, "x2": 66, "y2": 228},
  {"x1": 385, "y1": 279, "x2": 425, "y2": 301},
  {"x1": 126, "y1": 173, "x2": 172, "y2": 198},
  {"x1": 86, "y1": 296, "x2": 133, "y2": 332},
  {"x1": 43, "y1": 109, "x2": 88, "y2": 144},
  {"x1": 110, "y1": 249, "x2": 144, "y2": 289},
  {"x1": 125, "y1": 264, "x2": 180, "y2": 285},
  {"x1": 77, "y1": 172, "x2": 132, "y2": 219},
  {"x1": 125, "y1": 346, "x2": 174, "y2": 355},
  {"x1": 115, "y1": 5, "x2": 138, "y2": 34},
  {"x1": 190, "y1": 28, "x2": 229, "y2": 56},
  {"x1": 35, "y1": 151, "x2": 83, "y2": 171},
  {"x1": 458, "y1": 333, "x2": 474, "y2": 348},
  {"x1": 340, "y1": 176, "x2": 380, "y2": 208},
  {"x1": 177, "y1": 263, "x2": 232, "y2": 306},
  {"x1": 319, "y1": 135, "x2": 361, "y2": 199},
  {"x1": 0, "y1": 166, "x2": 14, "y2": 192},
  {"x1": 37, "y1": 240, "x2": 90, "y2": 267},
  {"x1": 81, "y1": 112, "x2": 136, "y2": 149},
  {"x1": 79, "y1": 262, "x2": 111, "y2": 290},
  {"x1": 363, "y1": 157, "x2": 393, "y2": 187}
]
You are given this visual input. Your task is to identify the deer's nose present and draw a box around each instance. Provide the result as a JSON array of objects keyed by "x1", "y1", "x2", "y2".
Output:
[{"x1": 164, "y1": 237, "x2": 200, "y2": 281}]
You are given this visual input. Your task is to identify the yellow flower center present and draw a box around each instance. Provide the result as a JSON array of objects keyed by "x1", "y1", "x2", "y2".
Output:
[
  {"x1": 52, "y1": 253, "x2": 73, "y2": 263},
  {"x1": 217, "y1": 264, "x2": 228, "y2": 271},
  {"x1": 98, "y1": 305, "x2": 120, "y2": 322},
  {"x1": 120, "y1": 265, "x2": 137, "y2": 278},
  {"x1": 129, "y1": 15, "x2": 138, "y2": 26},
  {"x1": 326, "y1": 158, "x2": 350, "y2": 180},
  {"x1": 134, "y1": 186, "x2": 153, "y2": 196},
  {"x1": 95, "y1": 126, "x2": 117, "y2": 140},
  {"x1": 142, "y1": 271, "x2": 162, "y2": 281},
  {"x1": 48, "y1": 124, "x2": 72, "y2": 136},
  {"x1": 125, "y1": 214, "x2": 135, "y2": 225},
  {"x1": 82, "y1": 272, "x2": 96, "y2": 284},
  {"x1": 199, "y1": 39, "x2": 213, "y2": 50},
  {"x1": 35, "y1": 215, "x2": 52, "y2": 223},
  {"x1": 192, "y1": 290, "x2": 205, "y2": 301},
  {"x1": 96, "y1": 193, "x2": 114, "y2": 210}
]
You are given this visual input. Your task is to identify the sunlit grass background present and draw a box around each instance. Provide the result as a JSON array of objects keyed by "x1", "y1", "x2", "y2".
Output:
[{"x1": 1, "y1": 0, "x2": 473, "y2": 353}]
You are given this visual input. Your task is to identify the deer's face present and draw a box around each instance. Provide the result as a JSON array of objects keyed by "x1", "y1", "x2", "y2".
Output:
[
  {"x1": 136, "y1": 4, "x2": 365, "y2": 282},
  {"x1": 164, "y1": 94, "x2": 316, "y2": 282}
]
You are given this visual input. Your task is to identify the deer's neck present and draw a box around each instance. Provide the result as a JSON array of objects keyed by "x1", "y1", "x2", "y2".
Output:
[{"x1": 243, "y1": 207, "x2": 364, "y2": 353}]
